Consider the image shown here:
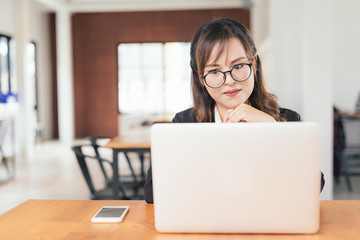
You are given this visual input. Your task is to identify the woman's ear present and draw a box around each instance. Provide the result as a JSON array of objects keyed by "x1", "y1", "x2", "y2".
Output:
[
  {"x1": 253, "y1": 55, "x2": 259, "y2": 75},
  {"x1": 197, "y1": 71, "x2": 205, "y2": 87},
  {"x1": 253, "y1": 54, "x2": 258, "y2": 63}
]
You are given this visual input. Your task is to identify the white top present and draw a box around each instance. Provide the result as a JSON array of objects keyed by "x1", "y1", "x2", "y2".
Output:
[{"x1": 214, "y1": 106, "x2": 222, "y2": 123}]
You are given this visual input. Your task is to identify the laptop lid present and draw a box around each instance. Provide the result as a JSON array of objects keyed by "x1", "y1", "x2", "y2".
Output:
[{"x1": 150, "y1": 122, "x2": 321, "y2": 234}]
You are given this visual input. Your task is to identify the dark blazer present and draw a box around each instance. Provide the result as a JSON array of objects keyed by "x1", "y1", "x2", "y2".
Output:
[{"x1": 144, "y1": 108, "x2": 325, "y2": 203}]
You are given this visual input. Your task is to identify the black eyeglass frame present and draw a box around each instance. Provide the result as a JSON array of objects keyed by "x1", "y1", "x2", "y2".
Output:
[{"x1": 200, "y1": 62, "x2": 253, "y2": 88}]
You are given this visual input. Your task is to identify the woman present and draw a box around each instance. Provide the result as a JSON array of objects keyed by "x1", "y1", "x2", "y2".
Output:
[{"x1": 144, "y1": 18, "x2": 324, "y2": 203}]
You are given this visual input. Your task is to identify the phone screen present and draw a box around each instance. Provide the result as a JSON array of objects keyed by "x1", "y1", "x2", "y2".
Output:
[{"x1": 95, "y1": 207, "x2": 127, "y2": 218}]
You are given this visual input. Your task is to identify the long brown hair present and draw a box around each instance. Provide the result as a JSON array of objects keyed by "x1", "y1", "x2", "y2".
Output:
[{"x1": 190, "y1": 18, "x2": 284, "y2": 122}]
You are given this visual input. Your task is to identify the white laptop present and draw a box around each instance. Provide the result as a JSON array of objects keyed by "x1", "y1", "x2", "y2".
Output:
[{"x1": 150, "y1": 122, "x2": 321, "y2": 234}]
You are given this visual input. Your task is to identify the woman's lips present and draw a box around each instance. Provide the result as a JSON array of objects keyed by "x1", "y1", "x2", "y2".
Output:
[{"x1": 223, "y1": 89, "x2": 241, "y2": 97}]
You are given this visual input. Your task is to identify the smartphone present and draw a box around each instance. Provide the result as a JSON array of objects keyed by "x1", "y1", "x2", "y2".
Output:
[{"x1": 91, "y1": 206, "x2": 129, "y2": 223}]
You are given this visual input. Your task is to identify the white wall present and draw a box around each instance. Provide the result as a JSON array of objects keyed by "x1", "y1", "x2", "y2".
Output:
[
  {"x1": 29, "y1": 1, "x2": 53, "y2": 140},
  {"x1": 251, "y1": 0, "x2": 360, "y2": 114},
  {"x1": 268, "y1": 1, "x2": 304, "y2": 113},
  {"x1": 251, "y1": 0, "x2": 271, "y2": 85},
  {"x1": 333, "y1": 1, "x2": 360, "y2": 111},
  {"x1": 253, "y1": 0, "x2": 360, "y2": 113},
  {"x1": 0, "y1": 0, "x2": 14, "y2": 35},
  {"x1": 0, "y1": 0, "x2": 53, "y2": 158}
]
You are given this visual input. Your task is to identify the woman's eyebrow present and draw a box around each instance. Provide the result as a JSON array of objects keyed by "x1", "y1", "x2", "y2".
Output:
[
  {"x1": 204, "y1": 63, "x2": 220, "y2": 68},
  {"x1": 230, "y1": 56, "x2": 247, "y2": 63},
  {"x1": 205, "y1": 56, "x2": 248, "y2": 68}
]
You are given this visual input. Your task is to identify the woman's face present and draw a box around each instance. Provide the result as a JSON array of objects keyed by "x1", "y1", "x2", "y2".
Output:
[{"x1": 202, "y1": 37, "x2": 255, "y2": 115}]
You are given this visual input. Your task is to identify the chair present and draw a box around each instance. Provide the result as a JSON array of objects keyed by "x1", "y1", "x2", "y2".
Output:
[
  {"x1": 72, "y1": 144, "x2": 116, "y2": 199},
  {"x1": 88, "y1": 137, "x2": 111, "y2": 186},
  {"x1": 333, "y1": 107, "x2": 345, "y2": 183},
  {"x1": 355, "y1": 92, "x2": 360, "y2": 113},
  {"x1": 72, "y1": 137, "x2": 145, "y2": 200},
  {"x1": 0, "y1": 119, "x2": 15, "y2": 183},
  {"x1": 334, "y1": 107, "x2": 360, "y2": 192}
]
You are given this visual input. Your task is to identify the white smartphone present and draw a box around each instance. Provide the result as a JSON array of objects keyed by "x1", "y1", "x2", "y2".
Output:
[{"x1": 91, "y1": 206, "x2": 129, "y2": 223}]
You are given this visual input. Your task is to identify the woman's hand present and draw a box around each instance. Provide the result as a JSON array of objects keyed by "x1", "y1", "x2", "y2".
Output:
[{"x1": 224, "y1": 103, "x2": 276, "y2": 123}]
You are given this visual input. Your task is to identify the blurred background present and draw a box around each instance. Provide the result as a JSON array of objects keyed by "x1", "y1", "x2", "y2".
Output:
[{"x1": 1, "y1": 0, "x2": 360, "y2": 213}]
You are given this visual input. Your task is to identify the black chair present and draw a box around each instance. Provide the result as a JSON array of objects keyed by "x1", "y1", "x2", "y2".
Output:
[
  {"x1": 72, "y1": 144, "x2": 118, "y2": 199},
  {"x1": 333, "y1": 107, "x2": 345, "y2": 183},
  {"x1": 72, "y1": 137, "x2": 145, "y2": 200},
  {"x1": 0, "y1": 119, "x2": 15, "y2": 183},
  {"x1": 334, "y1": 107, "x2": 360, "y2": 192},
  {"x1": 88, "y1": 137, "x2": 111, "y2": 186}
]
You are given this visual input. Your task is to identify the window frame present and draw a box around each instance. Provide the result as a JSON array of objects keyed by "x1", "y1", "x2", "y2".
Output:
[
  {"x1": 0, "y1": 33, "x2": 12, "y2": 94},
  {"x1": 28, "y1": 41, "x2": 39, "y2": 122}
]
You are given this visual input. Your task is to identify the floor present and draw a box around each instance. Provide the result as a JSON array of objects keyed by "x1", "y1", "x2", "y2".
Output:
[
  {"x1": 0, "y1": 141, "x2": 360, "y2": 215},
  {"x1": 333, "y1": 176, "x2": 360, "y2": 200}
]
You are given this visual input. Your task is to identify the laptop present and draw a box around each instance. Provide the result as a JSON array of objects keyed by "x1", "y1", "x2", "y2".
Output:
[{"x1": 150, "y1": 122, "x2": 321, "y2": 234}]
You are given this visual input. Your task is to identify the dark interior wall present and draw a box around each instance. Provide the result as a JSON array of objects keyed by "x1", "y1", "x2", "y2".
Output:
[
  {"x1": 50, "y1": 13, "x2": 58, "y2": 139},
  {"x1": 71, "y1": 9, "x2": 250, "y2": 138}
]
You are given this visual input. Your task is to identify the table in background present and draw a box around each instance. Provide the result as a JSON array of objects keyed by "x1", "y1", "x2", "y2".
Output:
[
  {"x1": 339, "y1": 111, "x2": 360, "y2": 119},
  {"x1": 105, "y1": 135, "x2": 150, "y2": 200},
  {"x1": 1, "y1": 200, "x2": 360, "y2": 239}
]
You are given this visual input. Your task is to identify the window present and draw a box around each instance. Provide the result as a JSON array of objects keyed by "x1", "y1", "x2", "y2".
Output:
[
  {"x1": 0, "y1": 34, "x2": 11, "y2": 94},
  {"x1": 27, "y1": 42, "x2": 39, "y2": 125},
  {"x1": 0, "y1": 34, "x2": 16, "y2": 103},
  {"x1": 118, "y1": 42, "x2": 192, "y2": 114}
]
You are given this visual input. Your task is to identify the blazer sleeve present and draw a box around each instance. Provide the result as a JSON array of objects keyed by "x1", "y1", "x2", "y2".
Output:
[
  {"x1": 144, "y1": 166, "x2": 154, "y2": 203},
  {"x1": 321, "y1": 172, "x2": 325, "y2": 192},
  {"x1": 280, "y1": 108, "x2": 301, "y2": 121}
]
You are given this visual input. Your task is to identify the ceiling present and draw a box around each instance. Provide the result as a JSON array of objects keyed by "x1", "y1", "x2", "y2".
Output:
[{"x1": 36, "y1": 0, "x2": 251, "y2": 12}]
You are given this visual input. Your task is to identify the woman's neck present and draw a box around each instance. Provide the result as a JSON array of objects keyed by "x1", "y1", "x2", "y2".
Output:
[{"x1": 215, "y1": 105, "x2": 228, "y2": 122}]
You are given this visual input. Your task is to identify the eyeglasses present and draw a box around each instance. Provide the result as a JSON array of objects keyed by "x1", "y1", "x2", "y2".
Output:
[{"x1": 200, "y1": 62, "x2": 253, "y2": 88}]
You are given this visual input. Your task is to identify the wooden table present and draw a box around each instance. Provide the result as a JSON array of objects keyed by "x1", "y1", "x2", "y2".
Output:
[
  {"x1": 339, "y1": 111, "x2": 360, "y2": 119},
  {"x1": 0, "y1": 200, "x2": 360, "y2": 239},
  {"x1": 105, "y1": 136, "x2": 151, "y2": 200}
]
